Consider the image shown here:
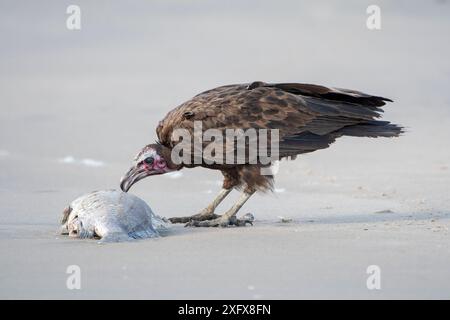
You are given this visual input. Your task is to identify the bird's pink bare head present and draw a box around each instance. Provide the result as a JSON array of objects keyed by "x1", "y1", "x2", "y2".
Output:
[{"x1": 120, "y1": 143, "x2": 177, "y2": 192}]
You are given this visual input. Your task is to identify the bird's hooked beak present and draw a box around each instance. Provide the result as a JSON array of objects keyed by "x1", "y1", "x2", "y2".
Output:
[{"x1": 120, "y1": 165, "x2": 149, "y2": 192}]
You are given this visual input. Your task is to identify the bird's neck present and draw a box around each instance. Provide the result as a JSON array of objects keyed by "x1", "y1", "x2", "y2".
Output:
[{"x1": 158, "y1": 144, "x2": 183, "y2": 171}]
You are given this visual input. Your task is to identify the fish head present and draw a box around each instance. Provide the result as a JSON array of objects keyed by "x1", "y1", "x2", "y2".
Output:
[{"x1": 60, "y1": 206, "x2": 96, "y2": 239}]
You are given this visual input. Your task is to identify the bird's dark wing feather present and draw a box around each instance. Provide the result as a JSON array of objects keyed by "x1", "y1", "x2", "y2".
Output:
[
  {"x1": 267, "y1": 83, "x2": 392, "y2": 107},
  {"x1": 156, "y1": 81, "x2": 400, "y2": 162}
]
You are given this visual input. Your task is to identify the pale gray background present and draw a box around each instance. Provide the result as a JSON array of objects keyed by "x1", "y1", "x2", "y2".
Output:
[{"x1": 1, "y1": 0, "x2": 449, "y2": 299}]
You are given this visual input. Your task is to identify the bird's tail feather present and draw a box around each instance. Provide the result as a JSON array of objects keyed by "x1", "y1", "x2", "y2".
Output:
[{"x1": 337, "y1": 120, "x2": 403, "y2": 138}]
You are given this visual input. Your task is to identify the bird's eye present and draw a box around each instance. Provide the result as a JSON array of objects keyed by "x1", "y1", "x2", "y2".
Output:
[{"x1": 144, "y1": 157, "x2": 154, "y2": 165}]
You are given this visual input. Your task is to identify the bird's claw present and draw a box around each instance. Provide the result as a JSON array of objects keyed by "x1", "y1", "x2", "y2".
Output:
[
  {"x1": 169, "y1": 216, "x2": 193, "y2": 224},
  {"x1": 169, "y1": 212, "x2": 220, "y2": 224},
  {"x1": 185, "y1": 213, "x2": 254, "y2": 228}
]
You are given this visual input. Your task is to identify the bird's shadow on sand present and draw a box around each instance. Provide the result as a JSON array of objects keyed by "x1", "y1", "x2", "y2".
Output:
[
  {"x1": 158, "y1": 210, "x2": 450, "y2": 238},
  {"x1": 256, "y1": 210, "x2": 449, "y2": 227}
]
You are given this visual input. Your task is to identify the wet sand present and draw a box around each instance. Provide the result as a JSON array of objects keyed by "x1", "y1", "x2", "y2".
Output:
[{"x1": 1, "y1": 1, "x2": 449, "y2": 299}]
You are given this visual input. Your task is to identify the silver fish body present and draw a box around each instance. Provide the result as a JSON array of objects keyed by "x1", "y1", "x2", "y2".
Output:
[{"x1": 60, "y1": 190, "x2": 166, "y2": 242}]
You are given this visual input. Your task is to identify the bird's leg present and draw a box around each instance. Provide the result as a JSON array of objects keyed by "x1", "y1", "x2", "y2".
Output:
[
  {"x1": 168, "y1": 188, "x2": 232, "y2": 223},
  {"x1": 186, "y1": 190, "x2": 255, "y2": 227}
]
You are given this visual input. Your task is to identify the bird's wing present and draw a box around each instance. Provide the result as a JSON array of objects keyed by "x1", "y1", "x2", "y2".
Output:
[
  {"x1": 262, "y1": 83, "x2": 395, "y2": 157},
  {"x1": 156, "y1": 82, "x2": 395, "y2": 161}
]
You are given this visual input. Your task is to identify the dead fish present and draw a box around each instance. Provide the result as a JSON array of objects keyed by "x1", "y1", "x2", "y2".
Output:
[{"x1": 60, "y1": 190, "x2": 167, "y2": 242}]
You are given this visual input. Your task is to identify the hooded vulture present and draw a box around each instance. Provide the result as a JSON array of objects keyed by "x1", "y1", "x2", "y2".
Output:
[{"x1": 120, "y1": 81, "x2": 402, "y2": 227}]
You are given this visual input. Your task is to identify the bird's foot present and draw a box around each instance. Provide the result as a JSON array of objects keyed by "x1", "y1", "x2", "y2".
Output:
[
  {"x1": 168, "y1": 209, "x2": 220, "y2": 224},
  {"x1": 185, "y1": 213, "x2": 254, "y2": 228}
]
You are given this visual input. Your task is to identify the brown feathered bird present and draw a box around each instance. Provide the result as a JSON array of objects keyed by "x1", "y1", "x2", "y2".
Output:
[{"x1": 120, "y1": 82, "x2": 402, "y2": 227}]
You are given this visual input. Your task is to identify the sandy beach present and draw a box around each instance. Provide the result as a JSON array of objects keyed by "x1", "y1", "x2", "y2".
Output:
[{"x1": 1, "y1": 0, "x2": 449, "y2": 299}]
